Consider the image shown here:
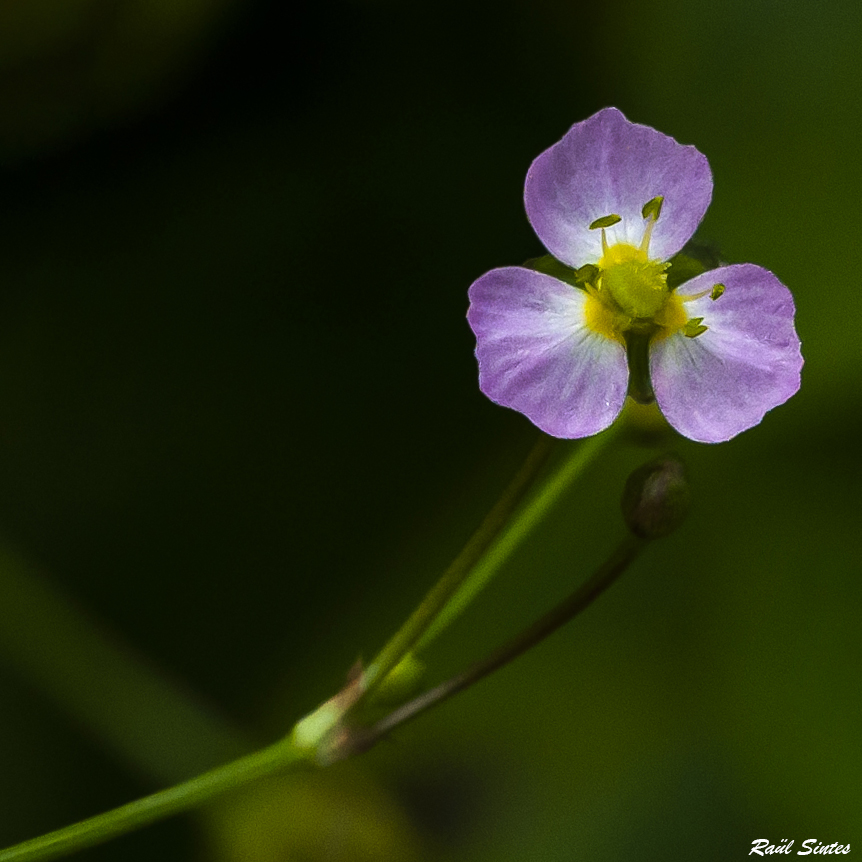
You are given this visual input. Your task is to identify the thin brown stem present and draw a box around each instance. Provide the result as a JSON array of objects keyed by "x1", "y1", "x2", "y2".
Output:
[
  {"x1": 341, "y1": 534, "x2": 647, "y2": 757},
  {"x1": 361, "y1": 433, "x2": 556, "y2": 697}
]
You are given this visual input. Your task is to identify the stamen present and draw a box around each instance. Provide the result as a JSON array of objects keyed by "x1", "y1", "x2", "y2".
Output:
[
  {"x1": 639, "y1": 196, "x2": 663, "y2": 254},
  {"x1": 639, "y1": 218, "x2": 655, "y2": 254},
  {"x1": 589, "y1": 214, "x2": 622, "y2": 230},
  {"x1": 683, "y1": 317, "x2": 709, "y2": 338},
  {"x1": 589, "y1": 214, "x2": 621, "y2": 258},
  {"x1": 681, "y1": 287, "x2": 712, "y2": 302},
  {"x1": 641, "y1": 196, "x2": 664, "y2": 222},
  {"x1": 681, "y1": 282, "x2": 727, "y2": 304}
]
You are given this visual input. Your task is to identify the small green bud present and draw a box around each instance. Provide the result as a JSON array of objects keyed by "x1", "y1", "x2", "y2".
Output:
[
  {"x1": 621, "y1": 455, "x2": 690, "y2": 539},
  {"x1": 677, "y1": 237, "x2": 723, "y2": 271},
  {"x1": 641, "y1": 195, "x2": 664, "y2": 222},
  {"x1": 369, "y1": 652, "x2": 425, "y2": 708},
  {"x1": 589, "y1": 213, "x2": 622, "y2": 230},
  {"x1": 664, "y1": 252, "x2": 705, "y2": 290}
]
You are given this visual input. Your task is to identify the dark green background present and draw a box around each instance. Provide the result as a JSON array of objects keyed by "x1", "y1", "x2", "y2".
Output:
[{"x1": 0, "y1": 0, "x2": 858, "y2": 859}]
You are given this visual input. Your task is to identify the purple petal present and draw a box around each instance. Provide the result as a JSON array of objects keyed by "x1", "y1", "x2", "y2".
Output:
[
  {"x1": 650, "y1": 264, "x2": 803, "y2": 443},
  {"x1": 524, "y1": 108, "x2": 713, "y2": 267},
  {"x1": 467, "y1": 267, "x2": 628, "y2": 438}
]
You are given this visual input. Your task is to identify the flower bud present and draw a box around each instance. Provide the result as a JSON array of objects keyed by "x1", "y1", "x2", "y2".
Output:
[
  {"x1": 371, "y1": 652, "x2": 425, "y2": 708},
  {"x1": 621, "y1": 454, "x2": 690, "y2": 539}
]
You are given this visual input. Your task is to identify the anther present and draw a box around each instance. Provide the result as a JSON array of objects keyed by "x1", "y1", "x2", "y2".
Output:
[
  {"x1": 641, "y1": 196, "x2": 664, "y2": 222},
  {"x1": 589, "y1": 214, "x2": 622, "y2": 230},
  {"x1": 683, "y1": 317, "x2": 708, "y2": 338},
  {"x1": 639, "y1": 196, "x2": 663, "y2": 254}
]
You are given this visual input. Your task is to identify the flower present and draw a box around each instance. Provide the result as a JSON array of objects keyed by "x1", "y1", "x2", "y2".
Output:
[{"x1": 466, "y1": 108, "x2": 802, "y2": 443}]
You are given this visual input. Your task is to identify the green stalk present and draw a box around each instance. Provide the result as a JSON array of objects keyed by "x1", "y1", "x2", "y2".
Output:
[
  {"x1": 0, "y1": 738, "x2": 310, "y2": 862},
  {"x1": 343, "y1": 534, "x2": 647, "y2": 754},
  {"x1": 360, "y1": 432, "x2": 557, "y2": 696},
  {"x1": 0, "y1": 422, "x2": 627, "y2": 860},
  {"x1": 416, "y1": 425, "x2": 619, "y2": 652},
  {"x1": 0, "y1": 547, "x2": 249, "y2": 784}
]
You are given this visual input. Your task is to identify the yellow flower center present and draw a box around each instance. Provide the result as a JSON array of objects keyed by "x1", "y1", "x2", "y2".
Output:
[
  {"x1": 600, "y1": 242, "x2": 669, "y2": 317},
  {"x1": 581, "y1": 202, "x2": 690, "y2": 345}
]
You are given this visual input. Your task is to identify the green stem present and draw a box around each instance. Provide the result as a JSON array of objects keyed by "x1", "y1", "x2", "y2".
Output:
[
  {"x1": 0, "y1": 738, "x2": 311, "y2": 862},
  {"x1": 624, "y1": 330, "x2": 656, "y2": 405},
  {"x1": 415, "y1": 423, "x2": 619, "y2": 652},
  {"x1": 0, "y1": 424, "x2": 625, "y2": 859},
  {"x1": 0, "y1": 547, "x2": 250, "y2": 784},
  {"x1": 349, "y1": 534, "x2": 647, "y2": 751},
  {"x1": 361, "y1": 432, "x2": 557, "y2": 695}
]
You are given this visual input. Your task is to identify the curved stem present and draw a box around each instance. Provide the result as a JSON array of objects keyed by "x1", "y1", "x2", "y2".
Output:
[
  {"x1": 0, "y1": 424, "x2": 625, "y2": 860},
  {"x1": 351, "y1": 534, "x2": 647, "y2": 751},
  {"x1": 361, "y1": 432, "x2": 557, "y2": 696},
  {"x1": 0, "y1": 738, "x2": 311, "y2": 862},
  {"x1": 415, "y1": 425, "x2": 620, "y2": 653},
  {"x1": 0, "y1": 547, "x2": 249, "y2": 785}
]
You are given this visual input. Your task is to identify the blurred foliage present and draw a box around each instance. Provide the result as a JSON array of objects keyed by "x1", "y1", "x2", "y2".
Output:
[
  {"x1": 0, "y1": 0, "x2": 859, "y2": 860},
  {"x1": 0, "y1": 0, "x2": 240, "y2": 160},
  {"x1": 202, "y1": 769, "x2": 427, "y2": 862}
]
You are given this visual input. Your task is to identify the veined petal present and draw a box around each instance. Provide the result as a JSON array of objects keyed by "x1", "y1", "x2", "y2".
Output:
[
  {"x1": 524, "y1": 108, "x2": 713, "y2": 267},
  {"x1": 650, "y1": 264, "x2": 803, "y2": 443},
  {"x1": 467, "y1": 267, "x2": 628, "y2": 438}
]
